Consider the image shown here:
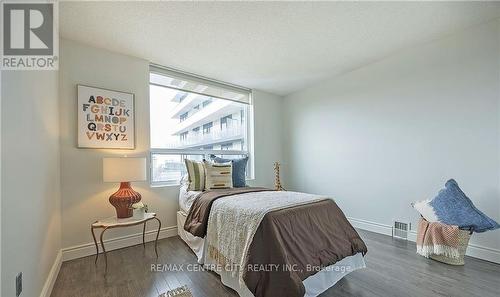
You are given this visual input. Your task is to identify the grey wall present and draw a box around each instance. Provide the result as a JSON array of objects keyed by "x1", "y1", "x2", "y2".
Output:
[
  {"x1": 59, "y1": 39, "x2": 284, "y2": 253},
  {"x1": 1, "y1": 71, "x2": 61, "y2": 296},
  {"x1": 283, "y1": 20, "x2": 500, "y2": 261}
]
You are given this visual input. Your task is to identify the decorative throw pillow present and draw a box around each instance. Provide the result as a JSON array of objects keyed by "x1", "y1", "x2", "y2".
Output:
[
  {"x1": 184, "y1": 159, "x2": 205, "y2": 191},
  {"x1": 413, "y1": 179, "x2": 500, "y2": 233},
  {"x1": 204, "y1": 161, "x2": 233, "y2": 190},
  {"x1": 210, "y1": 155, "x2": 248, "y2": 187}
]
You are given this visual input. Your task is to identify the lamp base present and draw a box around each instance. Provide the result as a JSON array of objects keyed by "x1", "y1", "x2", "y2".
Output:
[{"x1": 109, "y1": 182, "x2": 141, "y2": 218}]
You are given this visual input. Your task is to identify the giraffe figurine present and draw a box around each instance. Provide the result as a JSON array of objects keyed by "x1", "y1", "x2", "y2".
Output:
[{"x1": 273, "y1": 161, "x2": 285, "y2": 191}]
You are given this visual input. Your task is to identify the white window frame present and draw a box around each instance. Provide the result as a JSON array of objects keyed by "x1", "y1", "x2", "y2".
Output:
[{"x1": 149, "y1": 65, "x2": 254, "y2": 187}]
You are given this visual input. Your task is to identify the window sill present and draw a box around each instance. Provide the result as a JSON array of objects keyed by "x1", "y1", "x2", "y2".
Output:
[
  {"x1": 150, "y1": 183, "x2": 181, "y2": 188},
  {"x1": 151, "y1": 177, "x2": 255, "y2": 189}
]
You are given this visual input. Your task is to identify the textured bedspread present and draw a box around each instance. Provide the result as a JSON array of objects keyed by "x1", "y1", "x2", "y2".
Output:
[{"x1": 183, "y1": 187, "x2": 271, "y2": 237}]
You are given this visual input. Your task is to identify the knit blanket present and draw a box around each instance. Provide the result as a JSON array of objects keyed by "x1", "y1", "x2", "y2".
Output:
[
  {"x1": 416, "y1": 218, "x2": 460, "y2": 259},
  {"x1": 205, "y1": 191, "x2": 328, "y2": 286}
]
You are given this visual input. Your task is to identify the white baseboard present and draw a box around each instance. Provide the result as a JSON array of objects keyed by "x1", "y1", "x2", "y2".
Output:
[
  {"x1": 62, "y1": 225, "x2": 178, "y2": 261},
  {"x1": 348, "y1": 217, "x2": 500, "y2": 264},
  {"x1": 466, "y1": 243, "x2": 500, "y2": 263},
  {"x1": 40, "y1": 250, "x2": 62, "y2": 297},
  {"x1": 348, "y1": 217, "x2": 393, "y2": 236}
]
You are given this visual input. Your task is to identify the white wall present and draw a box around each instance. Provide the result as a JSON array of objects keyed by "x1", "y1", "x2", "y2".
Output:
[
  {"x1": 1, "y1": 70, "x2": 3, "y2": 296},
  {"x1": 1, "y1": 71, "x2": 61, "y2": 296},
  {"x1": 283, "y1": 20, "x2": 500, "y2": 262},
  {"x1": 59, "y1": 39, "x2": 283, "y2": 258},
  {"x1": 250, "y1": 90, "x2": 284, "y2": 189}
]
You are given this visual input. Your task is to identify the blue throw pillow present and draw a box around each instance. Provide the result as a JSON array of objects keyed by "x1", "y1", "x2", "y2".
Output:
[
  {"x1": 210, "y1": 155, "x2": 248, "y2": 187},
  {"x1": 413, "y1": 179, "x2": 500, "y2": 233}
]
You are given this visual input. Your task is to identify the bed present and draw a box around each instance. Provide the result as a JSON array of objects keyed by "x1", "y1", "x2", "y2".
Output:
[{"x1": 177, "y1": 184, "x2": 367, "y2": 297}]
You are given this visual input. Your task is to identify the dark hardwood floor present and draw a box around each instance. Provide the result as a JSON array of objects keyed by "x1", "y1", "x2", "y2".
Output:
[{"x1": 51, "y1": 229, "x2": 500, "y2": 297}]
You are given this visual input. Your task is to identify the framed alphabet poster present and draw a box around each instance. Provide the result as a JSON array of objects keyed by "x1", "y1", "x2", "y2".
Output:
[{"x1": 77, "y1": 85, "x2": 135, "y2": 149}]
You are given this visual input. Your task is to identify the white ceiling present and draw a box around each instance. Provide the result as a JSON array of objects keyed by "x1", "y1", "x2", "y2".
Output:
[{"x1": 60, "y1": 1, "x2": 500, "y2": 96}]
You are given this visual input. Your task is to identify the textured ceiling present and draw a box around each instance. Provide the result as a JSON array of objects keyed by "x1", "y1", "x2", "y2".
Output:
[{"x1": 60, "y1": 1, "x2": 500, "y2": 96}]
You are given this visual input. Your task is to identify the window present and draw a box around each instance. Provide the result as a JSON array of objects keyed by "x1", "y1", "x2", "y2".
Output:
[
  {"x1": 203, "y1": 122, "x2": 213, "y2": 134},
  {"x1": 149, "y1": 65, "x2": 253, "y2": 186},
  {"x1": 220, "y1": 115, "x2": 232, "y2": 129},
  {"x1": 179, "y1": 112, "x2": 188, "y2": 122},
  {"x1": 202, "y1": 99, "x2": 212, "y2": 107},
  {"x1": 175, "y1": 92, "x2": 188, "y2": 102}
]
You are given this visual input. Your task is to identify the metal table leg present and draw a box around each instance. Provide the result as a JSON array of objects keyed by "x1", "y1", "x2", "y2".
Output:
[
  {"x1": 142, "y1": 222, "x2": 146, "y2": 248},
  {"x1": 100, "y1": 227, "x2": 110, "y2": 271},
  {"x1": 154, "y1": 217, "x2": 161, "y2": 258},
  {"x1": 91, "y1": 225, "x2": 99, "y2": 264}
]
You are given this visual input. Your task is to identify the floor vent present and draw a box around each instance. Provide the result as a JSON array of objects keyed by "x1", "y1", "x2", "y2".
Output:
[{"x1": 392, "y1": 221, "x2": 410, "y2": 240}]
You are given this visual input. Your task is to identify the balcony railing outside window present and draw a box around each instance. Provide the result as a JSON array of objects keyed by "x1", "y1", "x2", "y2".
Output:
[{"x1": 177, "y1": 120, "x2": 244, "y2": 148}]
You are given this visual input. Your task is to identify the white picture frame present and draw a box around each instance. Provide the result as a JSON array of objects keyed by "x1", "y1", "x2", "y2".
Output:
[{"x1": 77, "y1": 85, "x2": 135, "y2": 149}]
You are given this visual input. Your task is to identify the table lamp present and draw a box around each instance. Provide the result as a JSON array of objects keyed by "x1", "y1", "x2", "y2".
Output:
[{"x1": 103, "y1": 157, "x2": 147, "y2": 218}]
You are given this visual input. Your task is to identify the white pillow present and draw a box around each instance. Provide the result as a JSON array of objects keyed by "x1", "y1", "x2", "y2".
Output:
[
  {"x1": 180, "y1": 174, "x2": 189, "y2": 188},
  {"x1": 413, "y1": 200, "x2": 439, "y2": 222},
  {"x1": 204, "y1": 161, "x2": 233, "y2": 190}
]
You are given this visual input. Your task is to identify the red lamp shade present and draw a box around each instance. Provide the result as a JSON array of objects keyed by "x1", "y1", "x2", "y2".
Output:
[{"x1": 103, "y1": 157, "x2": 146, "y2": 218}]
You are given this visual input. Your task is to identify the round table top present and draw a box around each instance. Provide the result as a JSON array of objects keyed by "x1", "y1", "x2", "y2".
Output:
[{"x1": 92, "y1": 212, "x2": 157, "y2": 228}]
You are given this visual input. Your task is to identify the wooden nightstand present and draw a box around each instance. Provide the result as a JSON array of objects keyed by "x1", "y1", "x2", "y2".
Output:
[{"x1": 91, "y1": 212, "x2": 161, "y2": 269}]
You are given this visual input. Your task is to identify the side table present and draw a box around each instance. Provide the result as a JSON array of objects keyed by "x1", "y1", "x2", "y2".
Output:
[{"x1": 91, "y1": 212, "x2": 161, "y2": 269}]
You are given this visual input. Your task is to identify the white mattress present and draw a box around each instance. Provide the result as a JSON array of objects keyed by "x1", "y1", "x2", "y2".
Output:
[
  {"x1": 179, "y1": 184, "x2": 201, "y2": 213},
  {"x1": 211, "y1": 252, "x2": 366, "y2": 297},
  {"x1": 178, "y1": 210, "x2": 205, "y2": 261}
]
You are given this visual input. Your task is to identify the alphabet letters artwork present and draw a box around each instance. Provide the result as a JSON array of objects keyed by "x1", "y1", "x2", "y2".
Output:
[{"x1": 77, "y1": 85, "x2": 135, "y2": 149}]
